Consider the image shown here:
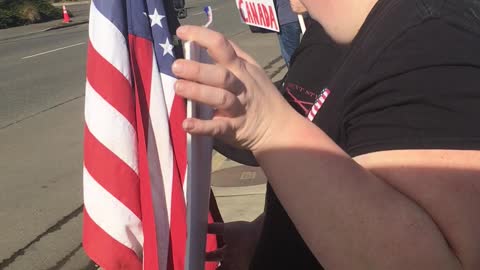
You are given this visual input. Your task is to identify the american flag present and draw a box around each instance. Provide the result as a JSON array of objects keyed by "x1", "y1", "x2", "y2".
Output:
[{"x1": 82, "y1": 0, "x2": 219, "y2": 269}]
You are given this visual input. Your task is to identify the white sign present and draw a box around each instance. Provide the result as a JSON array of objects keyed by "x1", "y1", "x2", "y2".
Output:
[{"x1": 236, "y1": 0, "x2": 280, "y2": 32}]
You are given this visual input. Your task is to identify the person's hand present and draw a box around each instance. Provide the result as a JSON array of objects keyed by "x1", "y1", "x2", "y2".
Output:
[
  {"x1": 173, "y1": 26, "x2": 293, "y2": 152},
  {"x1": 206, "y1": 220, "x2": 263, "y2": 270}
]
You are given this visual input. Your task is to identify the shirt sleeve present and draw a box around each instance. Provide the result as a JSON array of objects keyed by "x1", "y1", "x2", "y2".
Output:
[{"x1": 343, "y1": 20, "x2": 480, "y2": 156}]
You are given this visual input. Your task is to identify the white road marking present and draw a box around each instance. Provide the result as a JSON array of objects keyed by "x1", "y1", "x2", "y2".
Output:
[{"x1": 21, "y1": 42, "x2": 86, "y2": 59}]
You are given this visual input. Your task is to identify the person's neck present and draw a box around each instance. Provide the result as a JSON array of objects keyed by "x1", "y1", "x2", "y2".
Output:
[
  {"x1": 352, "y1": 0, "x2": 379, "y2": 37},
  {"x1": 330, "y1": 0, "x2": 379, "y2": 43}
]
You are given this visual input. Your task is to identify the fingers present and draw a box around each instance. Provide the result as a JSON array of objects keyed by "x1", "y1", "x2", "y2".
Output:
[
  {"x1": 182, "y1": 118, "x2": 233, "y2": 138},
  {"x1": 173, "y1": 60, "x2": 245, "y2": 95},
  {"x1": 175, "y1": 80, "x2": 242, "y2": 112},
  {"x1": 205, "y1": 246, "x2": 227, "y2": 262},
  {"x1": 177, "y1": 26, "x2": 244, "y2": 72},
  {"x1": 229, "y1": 40, "x2": 260, "y2": 68}
]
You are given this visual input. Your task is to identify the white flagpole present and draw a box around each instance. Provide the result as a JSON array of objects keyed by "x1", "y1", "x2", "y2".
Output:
[
  {"x1": 185, "y1": 41, "x2": 214, "y2": 270},
  {"x1": 298, "y1": 14, "x2": 306, "y2": 34},
  {"x1": 185, "y1": 6, "x2": 215, "y2": 270}
]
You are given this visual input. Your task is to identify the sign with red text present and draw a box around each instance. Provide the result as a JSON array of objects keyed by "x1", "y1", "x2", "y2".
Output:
[{"x1": 236, "y1": 0, "x2": 279, "y2": 32}]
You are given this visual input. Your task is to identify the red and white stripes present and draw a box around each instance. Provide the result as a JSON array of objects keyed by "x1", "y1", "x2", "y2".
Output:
[
  {"x1": 307, "y1": 88, "x2": 331, "y2": 121},
  {"x1": 83, "y1": 1, "x2": 143, "y2": 268},
  {"x1": 83, "y1": 1, "x2": 219, "y2": 269}
]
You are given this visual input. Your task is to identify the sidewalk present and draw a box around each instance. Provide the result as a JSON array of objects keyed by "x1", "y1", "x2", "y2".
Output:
[
  {"x1": 211, "y1": 152, "x2": 267, "y2": 222},
  {"x1": 0, "y1": 1, "x2": 90, "y2": 42}
]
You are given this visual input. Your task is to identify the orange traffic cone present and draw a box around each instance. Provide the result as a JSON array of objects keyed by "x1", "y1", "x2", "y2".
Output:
[{"x1": 62, "y1": 5, "x2": 71, "y2": 23}]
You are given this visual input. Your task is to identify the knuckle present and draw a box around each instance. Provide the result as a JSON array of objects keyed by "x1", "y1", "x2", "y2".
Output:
[
  {"x1": 212, "y1": 126, "x2": 221, "y2": 136},
  {"x1": 237, "y1": 59, "x2": 247, "y2": 73},
  {"x1": 181, "y1": 80, "x2": 194, "y2": 94},
  {"x1": 212, "y1": 34, "x2": 230, "y2": 50},
  {"x1": 191, "y1": 61, "x2": 201, "y2": 77},
  {"x1": 220, "y1": 123, "x2": 230, "y2": 135},
  {"x1": 217, "y1": 92, "x2": 229, "y2": 108},
  {"x1": 212, "y1": 123, "x2": 228, "y2": 137}
]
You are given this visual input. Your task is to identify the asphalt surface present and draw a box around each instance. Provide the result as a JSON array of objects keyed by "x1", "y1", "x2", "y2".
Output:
[
  {"x1": 0, "y1": 26, "x2": 88, "y2": 129},
  {"x1": 0, "y1": 0, "x2": 284, "y2": 269}
]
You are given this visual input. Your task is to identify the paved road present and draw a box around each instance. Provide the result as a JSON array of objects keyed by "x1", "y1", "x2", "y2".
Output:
[
  {"x1": 0, "y1": 1, "x2": 284, "y2": 269},
  {"x1": 0, "y1": 25, "x2": 88, "y2": 128}
]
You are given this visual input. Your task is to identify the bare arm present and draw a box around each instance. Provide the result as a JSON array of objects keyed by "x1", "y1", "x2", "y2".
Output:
[
  {"x1": 254, "y1": 112, "x2": 480, "y2": 269},
  {"x1": 173, "y1": 25, "x2": 480, "y2": 270}
]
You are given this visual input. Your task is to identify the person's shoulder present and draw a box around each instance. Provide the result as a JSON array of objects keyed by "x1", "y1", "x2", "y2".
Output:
[
  {"x1": 369, "y1": 17, "x2": 480, "y2": 77},
  {"x1": 356, "y1": 0, "x2": 480, "y2": 55},
  {"x1": 367, "y1": 6, "x2": 480, "y2": 79},
  {"x1": 421, "y1": 0, "x2": 480, "y2": 33},
  {"x1": 423, "y1": 0, "x2": 480, "y2": 26},
  {"x1": 330, "y1": 0, "x2": 480, "y2": 99}
]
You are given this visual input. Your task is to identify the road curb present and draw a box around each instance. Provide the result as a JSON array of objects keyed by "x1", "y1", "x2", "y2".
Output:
[
  {"x1": 0, "y1": 31, "x2": 41, "y2": 42},
  {"x1": 0, "y1": 20, "x2": 89, "y2": 42},
  {"x1": 44, "y1": 20, "x2": 89, "y2": 31},
  {"x1": 52, "y1": 1, "x2": 91, "y2": 7}
]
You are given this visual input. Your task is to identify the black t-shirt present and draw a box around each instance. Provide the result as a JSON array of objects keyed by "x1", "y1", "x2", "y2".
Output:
[
  {"x1": 250, "y1": 20, "x2": 346, "y2": 270},
  {"x1": 250, "y1": 0, "x2": 480, "y2": 269}
]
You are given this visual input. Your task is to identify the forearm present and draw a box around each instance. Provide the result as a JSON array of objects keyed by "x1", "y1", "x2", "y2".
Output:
[{"x1": 253, "y1": 112, "x2": 461, "y2": 270}]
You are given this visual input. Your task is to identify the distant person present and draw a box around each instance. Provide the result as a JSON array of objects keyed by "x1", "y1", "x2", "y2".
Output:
[{"x1": 274, "y1": 0, "x2": 301, "y2": 66}]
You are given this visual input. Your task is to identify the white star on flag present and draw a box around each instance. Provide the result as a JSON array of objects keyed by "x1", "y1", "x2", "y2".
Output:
[
  {"x1": 149, "y1": 8, "x2": 165, "y2": 27},
  {"x1": 159, "y1": 38, "x2": 174, "y2": 57}
]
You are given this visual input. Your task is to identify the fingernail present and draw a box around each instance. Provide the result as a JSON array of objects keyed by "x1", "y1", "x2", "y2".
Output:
[
  {"x1": 175, "y1": 81, "x2": 183, "y2": 92},
  {"x1": 172, "y1": 61, "x2": 182, "y2": 74},
  {"x1": 177, "y1": 26, "x2": 187, "y2": 36},
  {"x1": 183, "y1": 120, "x2": 193, "y2": 130}
]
